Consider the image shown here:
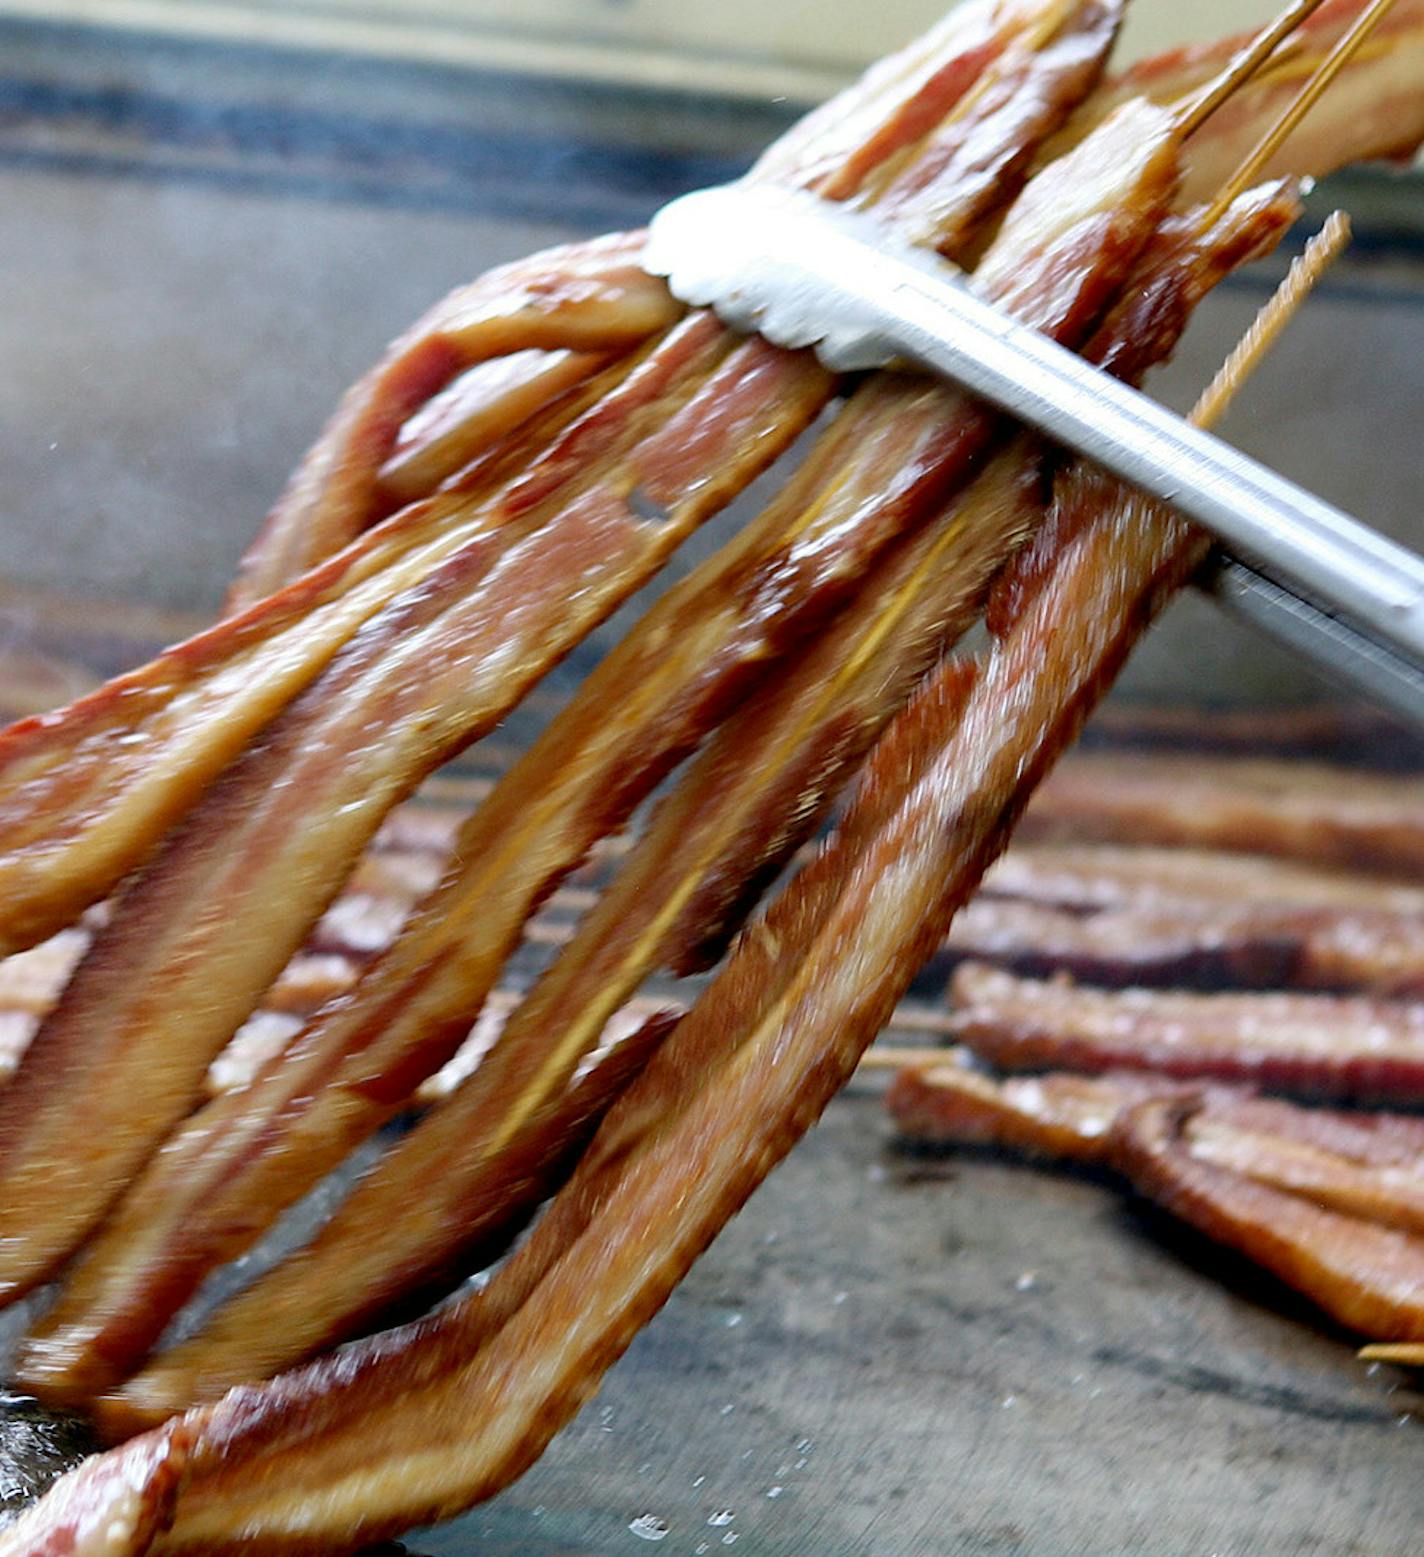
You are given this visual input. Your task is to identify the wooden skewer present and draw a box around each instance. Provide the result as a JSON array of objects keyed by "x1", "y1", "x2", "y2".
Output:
[
  {"x1": 1191, "y1": 210, "x2": 1352, "y2": 431},
  {"x1": 855, "y1": 215, "x2": 1351, "y2": 1080},
  {"x1": 858, "y1": 1046, "x2": 962, "y2": 1071},
  {"x1": 1205, "y1": 0, "x2": 1400, "y2": 221},
  {"x1": 1358, "y1": 1342, "x2": 1424, "y2": 1365},
  {"x1": 1175, "y1": 0, "x2": 1334, "y2": 139}
]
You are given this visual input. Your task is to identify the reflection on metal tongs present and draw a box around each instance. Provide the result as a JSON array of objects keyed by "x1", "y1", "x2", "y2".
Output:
[{"x1": 644, "y1": 181, "x2": 1424, "y2": 727}]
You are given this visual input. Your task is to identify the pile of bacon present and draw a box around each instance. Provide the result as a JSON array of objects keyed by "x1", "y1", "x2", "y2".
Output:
[
  {"x1": 2, "y1": 0, "x2": 1423, "y2": 1550},
  {"x1": 884, "y1": 746, "x2": 1424, "y2": 1349}
]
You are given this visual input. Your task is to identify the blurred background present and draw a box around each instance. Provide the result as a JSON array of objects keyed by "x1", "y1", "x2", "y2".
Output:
[{"x1": 0, "y1": 0, "x2": 1421, "y2": 707}]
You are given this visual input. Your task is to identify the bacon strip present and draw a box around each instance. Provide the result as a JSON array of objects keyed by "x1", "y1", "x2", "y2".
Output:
[
  {"x1": 374, "y1": 348, "x2": 610, "y2": 506},
  {"x1": 224, "y1": 236, "x2": 677, "y2": 609},
  {"x1": 0, "y1": 0, "x2": 1093, "y2": 1310},
  {"x1": 111, "y1": 207, "x2": 1332, "y2": 1549},
  {"x1": 886, "y1": 1052, "x2": 1197, "y2": 1161},
  {"x1": 0, "y1": 0, "x2": 1110, "y2": 1365},
  {"x1": 0, "y1": 1420, "x2": 189, "y2": 1557},
  {"x1": 947, "y1": 961, "x2": 1424, "y2": 1100},
  {"x1": 978, "y1": 843, "x2": 1424, "y2": 991},
  {"x1": 228, "y1": 0, "x2": 1051, "y2": 609},
  {"x1": 947, "y1": 888, "x2": 1424, "y2": 995},
  {"x1": 889, "y1": 1059, "x2": 1424, "y2": 1239},
  {"x1": 1021, "y1": 751, "x2": 1424, "y2": 875},
  {"x1": 0, "y1": 359, "x2": 627, "y2": 959},
  {"x1": 1114, "y1": 1097, "x2": 1424, "y2": 1340},
  {"x1": 984, "y1": 843, "x2": 1424, "y2": 917},
  {"x1": 112, "y1": 235, "x2": 1225, "y2": 1542},
  {"x1": 936, "y1": 896, "x2": 1301, "y2": 987},
  {"x1": 15, "y1": 1004, "x2": 680, "y2": 1410},
  {"x1": 1091, "y1": 0, "x2": 1424, "y2": 204}
]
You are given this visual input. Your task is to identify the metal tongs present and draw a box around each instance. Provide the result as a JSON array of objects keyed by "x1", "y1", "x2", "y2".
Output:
[{"x1": 644, "y1": 182, "x2": 1424, "y2": 726}]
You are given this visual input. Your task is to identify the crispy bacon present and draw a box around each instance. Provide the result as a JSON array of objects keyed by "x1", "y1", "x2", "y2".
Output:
[
  {"x1": 15, "y1": 1003, "x2": 679, "y2": 1410},
  {"x1": 0, "y1": 0, "x2": 1096, "y2": 1309},
  {"x1": 1021, "y1": 751, "x2": 1424, "y2": 874},
  {"x1": 0, "y1": 1420, "x2": 189, "y2": 1557},
  {"x1": 7, "y1": 4, "x2": 1421, "y2": 1550},
  {"x1": 889, "y1": 1059, "x2": 1424, "y2": 1266},
  {"x1": 0, "y1": 308, "x2": 652, "y2": 961},
  {"x1": 936, "y1": 896, "x2": 1301, "y2": 987},
  {"x1": 955, "y1": 888, "x2": 1424, "y2": 994},
  {"x1": 231, "y1": 0, "x2": 1053, "y2": 610},
  {"x1": 105, "y1": 211, "x2": 1339, "y2": 1557},
  {"x1": 984, "y1": 842, "x2": 1424, "y2": 917},
  {"x1": 977, "y1": 843, "x2": 1424, "y2": 991},
  {"x1": 1114, "y1": 1097, "x2": 1424, "y2": 1340},
  {"x1": 947, "y1": 961, "x2": 1424, "y2": 1099},
  {"x1": 224, "y1": 236, "x2": 677, "y2": 609},
  {"x1": 886, "y1": 1052, "x2": 1198, "y2": 1161},
  {"x1": 1079, "y1": 0, "x2": 1424, "y2": 204},
  {"x1": 98, "y1": 76, "x2": 1201, "y2": 1412}
]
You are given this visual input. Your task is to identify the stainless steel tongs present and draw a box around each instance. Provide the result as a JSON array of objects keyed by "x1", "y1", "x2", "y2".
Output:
[{"x1": 644, "y1": 182, "x2": 1424, "y2": 727}]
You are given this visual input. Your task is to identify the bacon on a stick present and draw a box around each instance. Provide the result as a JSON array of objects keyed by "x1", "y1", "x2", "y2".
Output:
[
  {"x1": 228, "y1": 0, "x2": 1067, "y2": 608},
  {"x1": 91, "y1": 78, "x2": 1216, "y2": 1408},
  {"x1": 96, "y1": 210, "x2": 1350, "y2": 1554},
  {"x1": 12, "y1": 0, "x2": 1141, "y2": 1400},
  {"x1": 3, "y1": 5, "x2": 1405, "y2": 1549},
  {"x1": 946, "y1": 961, "x2": 1424, "y2": 1100},
  {"x1": 1105, "y1": 0, "x2": 1424, "y2": 205},
  {"x1": 0, "y1": 282, "x2": 667, "y2": 960}
]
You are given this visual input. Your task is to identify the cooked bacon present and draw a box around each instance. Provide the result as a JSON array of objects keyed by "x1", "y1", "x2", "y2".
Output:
[
  {"x1": 16, "y1": 1003, "x2": 678, "y2": 1410},
  {"x1": 374, "y1": 349, "x2": 610, "y2": 506},
  {"x1": 0, "y1": 0, "x2": 1093, "y2": 1306},
  {"x1": 1113, "y1": 1097, "x2": 1424, "y2": 1340},
  {"x1": 984, "y1": 842, "x2": 1424, "y2": 916},
  {"x1": 1087, "y1": 0, "x2": 1424, "y2": 204},
  {"x1": 1184, "y1": 1097, "x2": 1424, "y2": 1237},
  {"x1": 105, "y1": 222, "x2": 1259, "y2": 1543},
  {"x1": 224, "y1": 235, "x2": 678, "y2": 609},
  {"x1": 7, "y1": 5, "x2": 1415, "y2": 1550},
  {"x1": 947, "y1": 962, "x2": 1424, "y2": 1100},
  {"x1": 0, "y1": 320, "x2": 828, "y2": 1302},
  {"x1": 0, "y1": 1419, "x2": 189, "y2": 1557},
  {"x1": 937, "y1": 896, "x2": 1300, "y2": 987},
  {"x1": 0, "y1": 314, "x2": 648, "y2": 962},
  {"x1": 1021, "y1": 751, "x2": 1424, "y2": 875},
  {"x1": 119, "y1": 219, "x2": 1353, "y2": 1557},
  {"x1": 99, "y1": 76, "x2": 1202, "y2": 1411},
  {"x1": 978, "y1": 844, "x2": 1424, "y2": 992},
  {"x1": 886, "y1": 1052, "x2": 1198, "y2": 1161},
  {"x1": 945, "y1": 892, "x2": 1424, "y2": 995},
  {"x1": 890, "y1": 1058, "x2": 1424, "y2": 1252}
]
